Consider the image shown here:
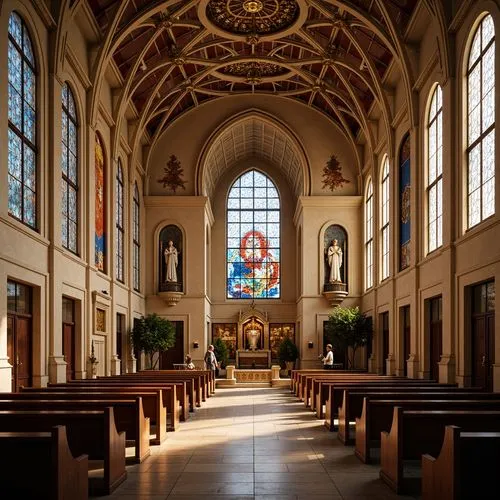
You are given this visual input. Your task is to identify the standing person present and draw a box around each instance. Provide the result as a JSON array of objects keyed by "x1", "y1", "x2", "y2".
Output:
[
  {"x1": 204, "y1": 344, "x2": 219, "y2": 372},
  {"x1": 321, "y1": 344, "x2": 334, "y2": 370}
]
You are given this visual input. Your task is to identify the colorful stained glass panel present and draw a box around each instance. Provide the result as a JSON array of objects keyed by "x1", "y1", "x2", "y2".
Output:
[{"x1": 95, "y1": 134, "x2": 105, "y2": 271}]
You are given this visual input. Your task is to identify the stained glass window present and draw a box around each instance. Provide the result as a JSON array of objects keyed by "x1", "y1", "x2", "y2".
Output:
[
  {"x1": 95, "y1": 133, "x2": 106, "y2": 272},
  {"x1": 226, "y1": 170, "x2": 280, "y2": 299},
  {"x1": 428, "y1": 85, "x2": 443, "y2": 252},
  {"x1": 133, "y1": 183, "x2": 140, "y2": 292},
  {"x1": 365, "y1": 179, "x2": 373, "y2": 290},
  {"x1": 467, "y1": 14, "x2": 495, "y2": 228},
  {"x1": 399, "y1": 134, "x2": 411, "y2": 270},
  {"x1": 61, "y1": 83, "x2": 78, "y2": 254},
  {"x1": 381, "y1": 157, "x2": 390, "y2": 280},
  {"x1": 116, "y1": 161, "x2": 124, "y2": 282},
  {"x1": 8, "y1": 12, "x2": 37, "y2": 229}
]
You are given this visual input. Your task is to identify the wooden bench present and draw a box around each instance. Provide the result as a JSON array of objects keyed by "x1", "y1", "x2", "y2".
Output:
[
  {"x1": 380, "y1": 407, "x2": 500, "y2": 494},
  {"x1": 354, "y1": 392, "x2": 500, "y2": 463},
  {"x1": 316, "y1": 379, "x2": 457, "y2": 421},
  {"x1": 0, "y1": 407, "x2": 126, "y2": 495},
  {"x1": 62, "y1": 378, "x2": 190, "y2": 420},
  {"x1": 291, "y1": 369, "x2": 365, "y2": 396},
  {"x1": 0, "y1": 425, "x2": 88, "y2": 500},
  {"x1": 422, "y1": 426, "x2": 500, "y2": 500},
  {"x1": 0, "y1": 397, "x2": 150, "y2": 463},
  {"x1": 66, "y1": 378, "x2": 191, "y2": 418},
  {"x1": 22, "y1": 386, "x2": 175, "y2": 436},
  {"x1": 336, "y1": 387, "x2": 496, "y2": 440}
]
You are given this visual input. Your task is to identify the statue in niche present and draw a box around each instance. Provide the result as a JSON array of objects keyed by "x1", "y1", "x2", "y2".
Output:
[
  {"x1": 245, "y1": 319, "x2": 262, "y2": 351},
  {"x1": 327, "y1": 239, "x2": 343, "y2": 283},
  {"x1": 159, "y1": 225, "x2": 183, "y2": 292},
  {"x1": 164, "y1": 240, "x2": 178, "y2": 282}
]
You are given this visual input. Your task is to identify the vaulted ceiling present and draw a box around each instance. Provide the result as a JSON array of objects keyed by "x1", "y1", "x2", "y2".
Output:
[{"x1": 86, "y1": 0, "x2": 419, "y2": 154}]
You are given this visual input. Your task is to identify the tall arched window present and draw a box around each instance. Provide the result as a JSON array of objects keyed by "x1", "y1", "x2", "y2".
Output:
[
  {"x1": 61, "y1": 83, "x2": 78, "y2": 254},
  {"x1": 467, "y1": 14, "x2": 495, "y2": 228},
  {"x1": 365, "y1": 179, "x2": 374, "y2": 290},
  {"x1": 95, "y1": 133, "x2": 106, "y2": 272},
  {"x1": 428, "y1": 85, "x2": 443, "y2": 252},
  {"x1": 133, "y1": 183, "x2": 140, "y2": 292},
  {"x1": 381, "y1": 158, "x2": 390, "y2": 280},
  {"x1": 227, "y1": 170, "x2": 280, "y2": 299},
  {"x1": 116, "y1": 161, "x2": 124, "y2": 282},
  {"x1": 8, "y1": 12, "x2": 37, "y2": 229}
]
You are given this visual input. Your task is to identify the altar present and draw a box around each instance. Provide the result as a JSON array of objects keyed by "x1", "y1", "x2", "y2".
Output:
[{"x1": 236, "y1": 350, "x2": 271, "y2": 369}]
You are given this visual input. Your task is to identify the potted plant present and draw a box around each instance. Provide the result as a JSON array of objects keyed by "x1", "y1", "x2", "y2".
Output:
[
  {"x1": 213, "y1": 337, "x2": 228, "y2": 376},
  {"x1": 324, "y1": 306, "x2": 373, "y2": 370},
  {"x1": 278, "y1": 337, "x2": 299, "y2": 377},
  {"x1": 131, "y1": 313, "x2": 176, "y2": 369}
]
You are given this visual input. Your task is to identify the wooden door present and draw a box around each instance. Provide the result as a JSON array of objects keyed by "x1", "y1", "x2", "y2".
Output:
[
  {"x1": 62, "y1": 323, "x2": 75, "y2": 380},
  {"x1": 160, "y1": 322, "x2": 184, "y2": 369},
  {"x1": 471, "y1": 281, "x2": 495, "y2": 391},
  {"x1": 116, "y1": 314, "x2": 124, "y2": 375},
  {"x1": 7, "y1": 316, "x2": 14, "y2": 392},
  {"x1": 402, "y1": 306, "x2": 411, "y2": 376},
  {"x1": 16, "y1": 317, "x2": 32, "y2": 389},
  {"x1": 429, "y1": 297, "x2": 442, "y2": 381},
  {"x1": 381, "y1": 312, "x2": 389, "y2": 375}
]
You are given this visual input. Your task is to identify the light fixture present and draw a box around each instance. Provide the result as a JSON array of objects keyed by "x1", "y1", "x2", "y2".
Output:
[
  {"x1": 308, "y1": 341, "x2": 314, "y2": 349},
  {"x1": 193, "y1": 341, "x2": 199, "y2": 349}
]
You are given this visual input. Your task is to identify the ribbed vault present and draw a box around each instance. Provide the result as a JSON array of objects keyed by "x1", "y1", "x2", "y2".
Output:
[{"x1": 199, "y1": 113, "x2": 309, "y2": 201}]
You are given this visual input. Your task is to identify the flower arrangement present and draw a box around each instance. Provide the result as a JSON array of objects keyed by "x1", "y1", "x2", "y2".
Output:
[{"x1": 89, "y1": 340, "x2": 98, "y2": 365}]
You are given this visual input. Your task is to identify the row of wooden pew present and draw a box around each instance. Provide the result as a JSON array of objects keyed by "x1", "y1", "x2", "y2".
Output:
[
  {"x1": 290, "y1": 369, "x2": 500, "y2": 499},
  {"x1": 0, "y1": 369, "x2": 215, "y2": 499}
]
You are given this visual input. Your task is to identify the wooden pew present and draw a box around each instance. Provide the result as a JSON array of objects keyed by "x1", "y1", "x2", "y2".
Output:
[
  {"x1": 355, "y1": 392, "x2": 500, "y2": 463},
  {"x1": 65, "y1": 378, "x2": 191, "y2": 418},
  {"x1": 322, "y1": 380, "x2": 457, "y2": 422},
  {"x1": 0, "y1": 397, "x2": 150, "y2": 463},
  {"x1": 380, "y1": 407, "x2": 500, "y2": 494},
  {"x1": 21, "y1": 386, "x2": 175, "y2": 435},
  {"x1": 422, "y1": 426, "x2": 500, "y2": 500},
  {"x1": 0, "y1": 425, "x2": 88, "y2": 500},
  {"x1": 0, "y1": 407, "x2": 126, "y2": 495},
  {"x1": 291, "y1": 369, "x2": 365, "y2": 397},
  {"x1": 61, "y1": 378, "x2": 190, "y2": 420},
  {"x1": 337, "y1": 388, "x2": 496, "y2": 441}
]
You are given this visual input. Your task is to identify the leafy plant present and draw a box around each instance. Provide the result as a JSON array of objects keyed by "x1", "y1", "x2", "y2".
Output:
[
  {"x1": 213, "y1": 337, "x2": 229, "y2": 369},
  {"x1": 324, "y1": 306, "x2": 373, "y2": 369},
  {"x1": 278, "y1": 337, "x2": 299, "y2": 363},
  {"x1": 322, "y1": 154, "x2": 350, "y2": 191},
  {"x1": 157, "y1": 154, "x2": 187, "y2": 193},
  {"x1": 131, "y1": 313, "x2": 176, "y2": 369}
]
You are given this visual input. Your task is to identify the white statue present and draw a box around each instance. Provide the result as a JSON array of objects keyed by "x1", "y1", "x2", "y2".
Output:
[
  {"x1": 164, "y1": 240, "x2": 178, "y2": 282},
  {"x1": 246, "y1": 323, "x2": 260, "y2": 351},
  {"x1": 327, "y1": 239, "x2": 343, "y2": 283}
]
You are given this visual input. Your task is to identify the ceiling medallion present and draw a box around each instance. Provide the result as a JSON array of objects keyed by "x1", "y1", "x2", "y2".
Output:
[
  {"x1": 206, "y1": 0, "x2": 300, "y2": 35},
  {"x1": 219, "y1": 61, "x2": 288, "y2": 84}
]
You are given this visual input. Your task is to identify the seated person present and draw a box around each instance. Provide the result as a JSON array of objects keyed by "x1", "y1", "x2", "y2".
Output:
[{"x1": 184, "y1": 354, "x2": 195, "y2": 370}]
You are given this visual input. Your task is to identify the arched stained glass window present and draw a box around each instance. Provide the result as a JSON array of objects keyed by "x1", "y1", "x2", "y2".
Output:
[
  {"x1": 467, "y1": 14, "x2": 495, "y2": 228},
  {"x1": 133, "y1": 183, "x2": 140, "y2": 292},
  {"x1": 227, "y1": 170, "x2": 280, "y2": 299},
  {"x1": 116, "y1": 161, "x2": 124, "y2": 282},
  {"x1": 365, "y1": 179, "x2": 374, "y2": 290},
  {"x1": 95, "y1": 133, "x2": 106, "y2": 272},
  {"x1": 8, "y1": 12, "x2": 37, "y2": 229},
  {"x1": 61, "y1": 83, "x2": 78, "y2": 253},
  {"x1": 427, "y1": 85, "x2": 443, "y2": 252},
  {"x1": 399, "y1": 134, "x2": 411, "y2": 270},
  {"x1": 381, "y1": 158, "x2": 390, "y2": 280}
]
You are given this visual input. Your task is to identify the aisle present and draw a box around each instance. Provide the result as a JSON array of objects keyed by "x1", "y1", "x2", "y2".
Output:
[{"x1": 101, "y1": 387, "x2": 416, "y2": 499}]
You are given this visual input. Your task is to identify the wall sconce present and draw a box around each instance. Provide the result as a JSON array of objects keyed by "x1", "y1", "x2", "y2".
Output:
[
  {"x1": 193, "y1": 341, "x2": 199, "y2": 349},
  {"x1": 308, "y1": 341, "x2": 314, "y2": 349}
]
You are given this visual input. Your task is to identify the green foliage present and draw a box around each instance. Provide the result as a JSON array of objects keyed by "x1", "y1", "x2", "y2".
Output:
[
  {"x1": 324, "y1": 306, "x2": 373, "y2": 369},
  {"x1": 213, "y1": 337, "x2": 229, "y2": 368},
  {"x1": 278, "y1": 337, "x2": 299, "y2": 363},
  {"x1": 131, "y1": 313, "x2": 176, "y2": 369}
]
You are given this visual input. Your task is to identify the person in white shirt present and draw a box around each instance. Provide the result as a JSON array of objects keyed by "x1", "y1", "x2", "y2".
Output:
[{"x1": 321, "y1": 344, "x2": 334, "y2": 370}]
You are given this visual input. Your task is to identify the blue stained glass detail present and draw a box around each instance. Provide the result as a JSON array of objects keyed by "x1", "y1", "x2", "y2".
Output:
[
  {"x1": 8, "y1": 130, "x2": 22, "y2": 179},
  {"x1": 399, "y1": 134, "x2": 411, "y2": 270},
  {"x1": 8, "y1": 85, "x2": 22, "y2": 128},
  {"x1": 8, "y1": 177, "x2": 22, "y2": 219},
  {"x1": 226, "y1": 170, "x2": 280, "y2": 299},
  {"x1": 8, "y1": 13, "x2": 22, "y2": 46}
]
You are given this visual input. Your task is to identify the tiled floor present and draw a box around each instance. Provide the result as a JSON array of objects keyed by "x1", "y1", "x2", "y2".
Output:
[{"x1": 96, "y1": 386, "x2": 419, "y2": 499}]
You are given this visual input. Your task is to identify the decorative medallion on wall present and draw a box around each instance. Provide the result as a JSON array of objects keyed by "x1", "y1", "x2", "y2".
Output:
[
  {"x1": 159, "y1": 225, "x2": 184, "y2": 305},
  {"x1": 206, "y1": 0, "x2": 300, "y2": 35},
  {"x1": 321, "y1": 155, "x2": 350, "y2": 192},
  {"x1": 157, "y1": 155, "x2": 186, "y2": 193},
  {"x1": 95, "y1": 308, "x2": 106, "y2": 332}
]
